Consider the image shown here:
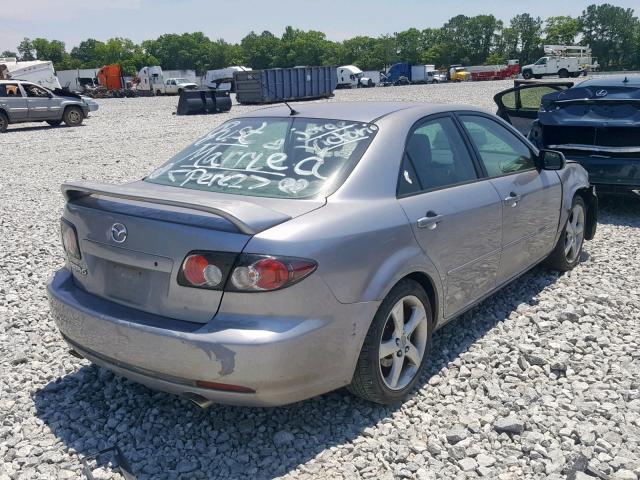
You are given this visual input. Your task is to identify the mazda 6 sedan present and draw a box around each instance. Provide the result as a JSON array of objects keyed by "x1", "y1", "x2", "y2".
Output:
[{"x1": 48, "y1": 102, "x2": 597, "y2": 407}]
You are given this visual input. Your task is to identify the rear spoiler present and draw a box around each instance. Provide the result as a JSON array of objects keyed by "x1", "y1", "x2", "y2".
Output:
[{"x1": 61, "y1": 181, "x2": 291, "y2": 235}]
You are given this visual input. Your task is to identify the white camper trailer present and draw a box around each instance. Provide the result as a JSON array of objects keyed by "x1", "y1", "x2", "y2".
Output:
[
  {"x1": 204, "y1": 66, "x2": 251, "y2": 91},
  {"x1": 0, "y1": 58, "x2": 61, "y2": 90},
  {"x1": 336, "y1": 65, "x2": 374, "y2": 88}
]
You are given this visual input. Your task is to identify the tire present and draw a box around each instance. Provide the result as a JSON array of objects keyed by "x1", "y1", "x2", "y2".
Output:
[
  {"x1": 178, "y1": 88, "x2": 183, "y2": 95},
  {"x1": 46, "y1": 120, "x2": 62, "y2": 127},
  {"x1": 545, "y1": 196, "x2": 586, "y2": 272},
  {"x1": 558, "y1": 69, "x2": 569, "y2": 78},
  {"x1": 534, "y1": 75, "x2": 543, "y2": 80},
  {"x1": 0, "y1": 112, "x2": 8, "y2": 133},
  {"x1": 348, "y1": 279, "x2": 432, "y2": 404},
  {"x1": 156, "y1": 89, "x2": 162, "y2": 96},
  {"x1": 522, "y1": 70, "x2": 533, "y2": 80},
  {"x1": 63, "y1": 106, "x2": 83, "y2": 127}
]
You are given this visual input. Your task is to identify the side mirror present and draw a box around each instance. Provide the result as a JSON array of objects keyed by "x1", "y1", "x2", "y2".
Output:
[{"x1": 538, "y1": 149, "x2": 565, "y2": 170}]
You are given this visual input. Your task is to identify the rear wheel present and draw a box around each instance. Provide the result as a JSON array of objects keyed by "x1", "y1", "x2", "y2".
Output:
[
  {"x1": 63, "y1": 107, "x2": 83, "y2": 127},
  {"x1": 534, "y1": 75, "x2": 543, "y2": 79},
  {"x1": 348, "y1": 279, "x2": 432, "y2": 404},
  {"x1": 0, "y1": 112, "x2": 8, "y2": 132},
  {"x1": 46, "y1": 119, "x2": 62, "y2": 127},
  {"x1": 558, "y1": 68, "x2": 569, "y2": 78},
  {"x1": 545, "y1": 196, "x2": 586, "y2": 271},
  {"x1": 156, "y1": 89, "x2": 162, "y2": 96}
]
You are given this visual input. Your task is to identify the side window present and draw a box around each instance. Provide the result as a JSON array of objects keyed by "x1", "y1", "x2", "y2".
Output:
[
  {"x1": 399, "y1": 116, "x2": 478, "y2": 195},
  {"x1": 24, "y1": 84, "x2": 49, "y2": 97},
  {"x1": 0, "y1": 84, "x2": 22, "y2": 97},
  {"x1": 460, "y1": 115, "x2": 535, "y2": 177}
]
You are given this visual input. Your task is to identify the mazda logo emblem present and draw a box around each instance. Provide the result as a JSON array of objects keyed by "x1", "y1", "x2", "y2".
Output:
[
  {"x1": 595, "y1": 89, "x2": 608, "y2": 97},
  {"x1": 110, "y1": 223, "x2": 127, "y2": 243}
]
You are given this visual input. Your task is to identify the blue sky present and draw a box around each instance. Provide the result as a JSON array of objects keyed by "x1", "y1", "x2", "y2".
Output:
[{"x1": 1, "y1": 0, "x2": 637, "y2": 52}]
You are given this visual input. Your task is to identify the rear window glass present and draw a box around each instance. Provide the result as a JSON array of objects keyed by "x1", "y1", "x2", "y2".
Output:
[{"x1": 146, "y1": 117, "x2": 378, "y2": 198}]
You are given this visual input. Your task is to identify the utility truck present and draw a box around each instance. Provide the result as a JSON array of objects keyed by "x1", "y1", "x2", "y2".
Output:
[
  {"x1": 521, "y1": 45, "x2": 598, "y2": 79},
  {"x1": 0, "y1": 58, "x2": 61, "y2": 90},
  {"x1": 336, "y1": 65, "x2": 374, "y2": 88}
]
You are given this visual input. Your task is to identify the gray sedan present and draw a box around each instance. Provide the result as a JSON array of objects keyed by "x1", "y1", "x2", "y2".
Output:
[
  {"x1": 0, "y1": 80, "x2": 97, "y2": 132},
  {"x1": 47, "y1": 102, "x2": 597, "y2": 406}
]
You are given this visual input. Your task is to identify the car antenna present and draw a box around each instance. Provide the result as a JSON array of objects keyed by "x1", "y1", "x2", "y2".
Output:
[{"x1": 283, "y1": 101, "x2": 299, "y2": 116}]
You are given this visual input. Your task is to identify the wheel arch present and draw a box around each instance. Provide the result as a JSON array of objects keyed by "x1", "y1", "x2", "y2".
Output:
[
  {"x1": 575, "y1": 186, "x2": 598, "y2": 241},
  {"x1": 405, "y1": 271, "x2": 439, "y2": 327}
]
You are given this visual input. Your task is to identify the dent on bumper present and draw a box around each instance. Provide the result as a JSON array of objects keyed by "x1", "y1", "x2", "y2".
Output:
[{"x1": 47, "y1": 269, "x2": 378, "y2": 406}]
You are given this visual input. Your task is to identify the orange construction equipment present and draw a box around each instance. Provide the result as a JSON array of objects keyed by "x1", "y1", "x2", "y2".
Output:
[{"x1": 97, "y1": 64, "x2": 123, "y2": 90}]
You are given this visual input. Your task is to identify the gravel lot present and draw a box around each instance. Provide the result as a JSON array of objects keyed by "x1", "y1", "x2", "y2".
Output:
[{"x1": 1, "y1": 79, "x2": 639, "y2": 480}]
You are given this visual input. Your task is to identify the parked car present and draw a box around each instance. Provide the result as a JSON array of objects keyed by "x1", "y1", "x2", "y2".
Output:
[
  {"x1": 495, "y1": 76, "x2": 640, "y2": 196},
  {"x1": 163, "y1": 78, "x2": 198, "y2": 95},
  {"x1": 0, "y1": 80, "x2": 98, "y2": 132},
  {"x1": 48, "y1": 102, "x2": 597, "y2": 407}
]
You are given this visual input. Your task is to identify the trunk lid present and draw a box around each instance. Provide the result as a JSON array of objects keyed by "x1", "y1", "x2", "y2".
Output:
[{"x1": 61, "y1": 181, "x2": 324, "y2": 323}]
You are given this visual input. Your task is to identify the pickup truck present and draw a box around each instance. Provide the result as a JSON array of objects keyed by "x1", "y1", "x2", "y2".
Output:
[
  {"x1": 162, "y1": 78, "x2": 198, "y2": 95},
  {"x1": 0, "y1": 79, "x2": 98, "y2": 132}
]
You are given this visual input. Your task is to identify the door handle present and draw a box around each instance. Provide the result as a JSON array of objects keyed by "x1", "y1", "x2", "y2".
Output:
[
  {"x1": 417, "y1": 211, "x2": 443, "y2": 230},
  {"x1": 503, "y1": 192, "x2": 522, "y2": 207}
]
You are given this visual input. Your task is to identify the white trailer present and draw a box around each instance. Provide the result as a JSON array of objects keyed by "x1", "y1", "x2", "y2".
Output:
[
  {"x1": 56, "y1": 68, "x2": 99, "y2": 92},
  {"x1": 336, "y1": 65, "x2": 374, "y2": 88},
  {"x1": 0, "y1": 58, "x2": 61, "y2": 90},
  {"x1": 409, "y1": 64, "x2": 436, "y2": 83},
  {"x1": 204, "y1": 66, "x2": 252, "y2": 91}
]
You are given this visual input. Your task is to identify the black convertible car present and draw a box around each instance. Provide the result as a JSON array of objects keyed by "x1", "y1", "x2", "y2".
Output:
[{"x1": 495, "y1": 76, "x2": 640, "y2": 196}]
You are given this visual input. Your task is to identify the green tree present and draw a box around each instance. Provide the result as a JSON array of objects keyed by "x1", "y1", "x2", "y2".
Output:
[
  {"x1": 240, "y1": 31, "x2": 280, "y2": 69},
  {"x1": 17, "y1": 38, "x2": 35, "y2": 61},
  {"x1": 544, "y1": 16, "x2": 582, "y2": 44},
  {"x1": 509, "y1": 14, "x2": 544, "y2": 64},
  {"x1": 581, "y1": 3, "x2": 638, "y2": 69},
  {"x1": 1, "y1": 50, "x2": 18, "y2": 59}
]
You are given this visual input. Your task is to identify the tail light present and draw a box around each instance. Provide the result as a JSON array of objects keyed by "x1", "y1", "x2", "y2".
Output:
[
  {"x1": 177, "y1": 251, "x2": 237, "y2": 290},
  {"x1": 177, "y1": 251, "x2": 317, "y2": 292},
  {"x1": 60, "y1": 219, "x2": 81, "y2": 260},
  {"x1": 229, "y1": 255, "x2": 317, "y2": 292}
]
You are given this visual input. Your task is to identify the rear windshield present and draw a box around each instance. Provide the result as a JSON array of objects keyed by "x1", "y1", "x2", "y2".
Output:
[{"x1": 145, "y1": 117, "x2": 378, "y2": 198}]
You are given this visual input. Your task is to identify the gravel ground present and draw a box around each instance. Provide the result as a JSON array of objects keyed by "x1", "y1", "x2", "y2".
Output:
[{"x1": 1, "y1": 79, "x2": 639, "y2": 480}]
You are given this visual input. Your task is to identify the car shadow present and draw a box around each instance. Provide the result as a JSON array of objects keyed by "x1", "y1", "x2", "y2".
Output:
[
  {"x1": 597, "y1": 194, "x2": 640, "y2": 227},
  {"x1": 5, "y1": 124, "x2": 86, "y2": 133},
  {"x1": 33, "y1": 265, "x2": 562, "y2": 480}
]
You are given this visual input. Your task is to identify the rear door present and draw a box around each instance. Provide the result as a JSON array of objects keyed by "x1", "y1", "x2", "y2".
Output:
[
  {"x1": 457, "y1": 114, "x2": 562, "y2": 284},
  {"x1": 397, "y1": 114, "x2": 503, "y2": 318},
  {"x1": 0, "y1": 83, "x2": 28, "y2": 121},
  {"x1": 494, "y1": 82, "x2": 573, "y2": 136}
]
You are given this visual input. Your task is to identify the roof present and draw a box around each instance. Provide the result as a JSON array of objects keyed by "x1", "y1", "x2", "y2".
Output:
[
  {"x1": 241, "y1": 101, "x2": 481, "y2": 123},
  {"x1": 580, "y1": 75, "x2": 640, "y2": 87}
]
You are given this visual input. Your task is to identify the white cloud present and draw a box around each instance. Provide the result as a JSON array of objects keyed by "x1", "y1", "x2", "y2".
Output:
[{"x1": 0, "y1": 0, "x2": 143, "y2": 22}]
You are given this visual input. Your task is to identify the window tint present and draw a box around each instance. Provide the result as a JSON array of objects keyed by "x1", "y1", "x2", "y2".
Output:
[
  {"x1": 400, "y1": 116, "x2": 477, "y2": 194},
  {"x1": 0, "y1": 84, "x2": 21, "y2": 97},
  {"x1": 460, "y1": 115, "x2": 535, "y2": 177}
]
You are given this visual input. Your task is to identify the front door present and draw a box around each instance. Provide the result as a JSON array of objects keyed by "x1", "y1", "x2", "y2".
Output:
[
  {"x1": 457, "y1": 114, "x2": 562, "y2": 283},
  {"x1": 397, "y1": 115, "x2": 503, "y2": 318},
  {"x1": 0, "y1": 83, "x2": 28, "y2": 121},
  {"x1": 23, "y1": 83, "x2": 53, "y2": 120}
]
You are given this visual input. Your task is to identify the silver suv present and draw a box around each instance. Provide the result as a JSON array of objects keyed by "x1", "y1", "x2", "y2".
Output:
[{"x1": 0, "y1": 80, "x2": 98, "y2": 132}]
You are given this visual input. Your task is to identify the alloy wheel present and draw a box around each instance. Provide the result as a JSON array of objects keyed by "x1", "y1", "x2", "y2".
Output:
[
  {"x1": 564, "y1": 203, "x2": 585, "y2": 263},
  {"x1": 378, "y1": 295, "x2": 429, "y2": 390}
]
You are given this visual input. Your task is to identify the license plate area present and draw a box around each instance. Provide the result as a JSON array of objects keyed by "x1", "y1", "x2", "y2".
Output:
[{"x1": 105, "y1": 262, "x2": 151, "y2": 306}]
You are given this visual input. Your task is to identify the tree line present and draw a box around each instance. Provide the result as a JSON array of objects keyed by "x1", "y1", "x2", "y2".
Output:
[{"x1": 2, "y1": 3, "x2": 638, "y2": 76}]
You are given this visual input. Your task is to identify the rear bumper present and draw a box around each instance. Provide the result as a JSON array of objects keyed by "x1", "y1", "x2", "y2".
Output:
[
  {"x1": 566, "y1": 155, "x2": 640, "y2": 196},
  {"x1": 47, "y1": 269, "x2": 378, "y2": 406}
]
